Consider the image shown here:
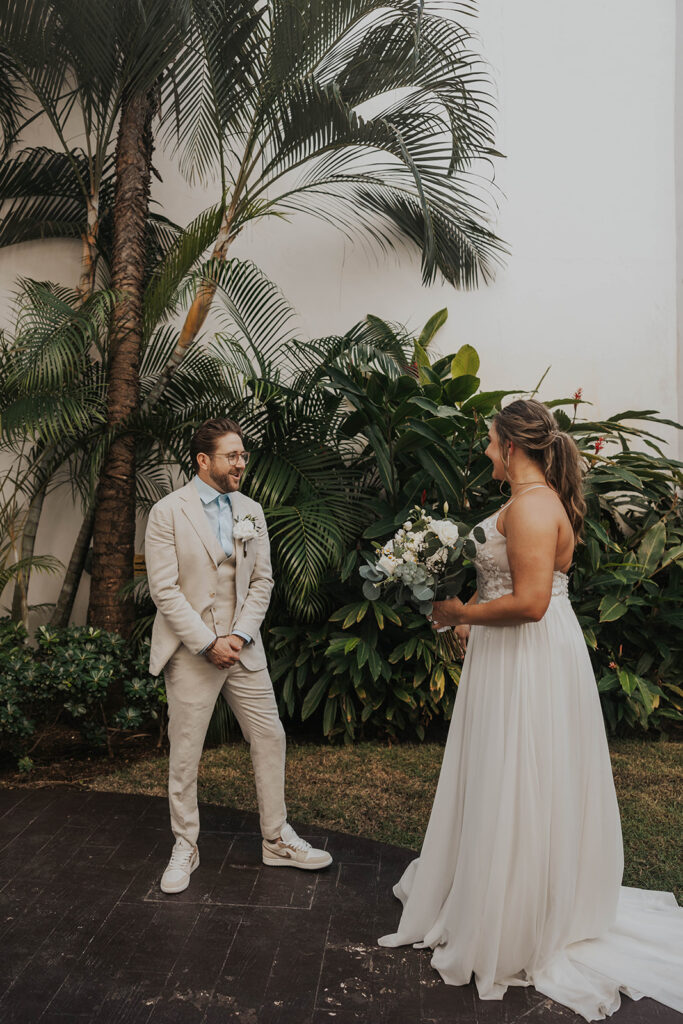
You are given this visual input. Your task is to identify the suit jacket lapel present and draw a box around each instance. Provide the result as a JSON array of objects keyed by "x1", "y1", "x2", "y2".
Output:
[
  {"x1": 179, "y1": 482, "x2": 224, "y2": 567},
  {"x1": 230, "y1": 490, "x2": 248, "y2": 604}
]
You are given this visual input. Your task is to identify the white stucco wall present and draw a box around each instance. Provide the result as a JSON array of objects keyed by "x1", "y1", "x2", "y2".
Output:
[{"x1": 0, "y1": 0, "x2": 679, "y2": 620}]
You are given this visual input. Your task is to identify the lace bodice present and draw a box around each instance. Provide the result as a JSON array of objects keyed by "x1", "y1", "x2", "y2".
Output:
[{"x1": 473, "y1": 509, "x2": 569, "y2": 603}]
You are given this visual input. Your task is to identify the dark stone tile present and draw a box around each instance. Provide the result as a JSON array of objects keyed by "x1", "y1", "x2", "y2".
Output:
[
  {"x1": 1, "y1": 949, "x2": 82, "y2": 1023},
  {"x1": 0, "y1": 789, "x2": 681, "y2": 1024},
  {"x1": 0, "y1": 789, "x2": 30, "y2": 817},
  {"x1": 0, "y1": 826, "x2": 57, "y2": 875},
  {"x1": 146, "y1": 987, "x2": 208, "y2": 1024},
  {"x1": 419, "y1": 958, "x2": 479, "y2": 1023},
  {"x1": 205, "y1": 908, "x2": 284, "y2": 1022},
  {"x1": 0, "y1": 790, "x2": 71, "y2": 851},
  {"x1": 259, "y1": 906, "x2": 331, "y2": 1024},
  {"x1": 249, "y1": 858, "x2": 320, "y2": 909},
  {"x1": 164, "y1": 905, "x2": 242, "y2": 994},
  {"x1": 312, "y1": 1008, "x2": 369, "y2": 1022},
  {"x1": 372, "y1": 943, "x2": 422, "y2": 1024},
  {"x1": 610, "y1": 997, "x2": 683, "y2": 1024},
  {"x1": 324, "y1": 833, "x2": 382, "y2": 866},
  {"x1": 92, "y1": 970, "x2": 166, "y2": 1024}
]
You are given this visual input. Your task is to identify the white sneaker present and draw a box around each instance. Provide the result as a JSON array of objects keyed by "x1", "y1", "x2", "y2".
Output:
[
  {"x1": 262, "y1": 823, "x2": 332, "y2": 871},
  {"x1": 160, "y1": 837, "x2": 199, "y2": 893}
]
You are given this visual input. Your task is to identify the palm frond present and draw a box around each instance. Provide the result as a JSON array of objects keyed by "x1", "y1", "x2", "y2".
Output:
[
  {"x1": 266, "y1": 501, "x2": 347, "y2": 620},
  {"x1": 0, "y1": 44, "x2": 29, "y2": 157},
  {"x1": 161, "y1": 0, "x2": 267, "y2": 184},
  {"x1": 176, "y1": 258, "x2": 300, "y2": 372},
  {"x1": 142, "y1": 203, "x2": 224, "y2": 337}
]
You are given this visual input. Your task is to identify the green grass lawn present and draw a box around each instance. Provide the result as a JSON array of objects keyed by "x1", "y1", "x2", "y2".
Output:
[{"x1": 18, "y1": 736, "x2": 678, "y2": 900}]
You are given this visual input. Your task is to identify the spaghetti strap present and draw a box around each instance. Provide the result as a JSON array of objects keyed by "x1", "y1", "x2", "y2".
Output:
[{"x1": 499, "y1": 483, "x2": 549, "y2": 513}]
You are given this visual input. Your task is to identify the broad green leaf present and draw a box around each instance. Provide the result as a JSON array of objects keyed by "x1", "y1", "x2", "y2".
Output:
[
  {"x1": 461, "y1": 389, "x2": 518, "y2": 414},
  {"x1": 301, "y1": 677, "x2": 330, "y2": 720},
  {"x1": 582, "y1": 627, "x2": 597, "y2": 649},
  {"x1": 451, "y1": 344, "x2": 480, "y2": 378},
  {"x1": 599, "y1": 595, "x2": 629, "y2": 622},
  {"x1": 367, "y1": 647, "x2": 382, "y2": 680},
  {"x1": 323, "y1": 695, "x2": 338, "y2": 736},
  {"x1": 444, "y1": 375, "x2": 480, "y2": 404},
  {"x1": 660, "y1": 543, "x2": 683, "y2": 570},
  {"x1": 418, "y1": 308, "x2": 448, "y2": 350},
  {"x1": 636, "y1": 520, "x2": 666, "y2": 574},
  {"x1": 414, "y1": 448, "x2": 460, "y2": 505},
  {"x1": 617, "y1": 668, "x2": 637, "y2": 695},
  {"x1": 413, "y1": 341, "x2": 432, "y2": 384}
]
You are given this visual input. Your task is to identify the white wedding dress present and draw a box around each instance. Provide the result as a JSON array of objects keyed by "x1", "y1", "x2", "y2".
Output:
[{"x1": 378, "y1": 499, "x2": 683, "y2": 1021}]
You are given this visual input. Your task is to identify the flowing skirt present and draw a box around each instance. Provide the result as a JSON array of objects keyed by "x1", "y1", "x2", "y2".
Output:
[{"x1": 378, "y1": 596, "x2": 683, "y2": 1020}]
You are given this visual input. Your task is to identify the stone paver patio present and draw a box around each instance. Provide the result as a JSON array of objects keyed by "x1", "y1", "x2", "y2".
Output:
[{"x1": 0, "y1": 788, "x2": 679, "y2": 1024}]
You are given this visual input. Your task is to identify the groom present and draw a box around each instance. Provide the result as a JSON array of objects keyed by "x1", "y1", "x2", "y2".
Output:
[{"x1": 145, "y1": 416, "x2": 332, "y2": 893}]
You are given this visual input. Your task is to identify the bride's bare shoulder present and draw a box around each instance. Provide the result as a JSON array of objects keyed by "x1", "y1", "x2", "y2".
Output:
[{"x1": 504, "y1": 487, "x2": 566, "y2": 531}]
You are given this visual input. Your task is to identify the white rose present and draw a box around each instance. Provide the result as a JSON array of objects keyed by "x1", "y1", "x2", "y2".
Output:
[
  {"x1": 233, "y1": 515, "x2": 258, "y2": 541},
  {"x1": 403, "y1": 521, "x2": 412, "y2": 530},
  {"x1": 377, "y1": 554, "x2": 397, "y2": 576},
  {"x1": 403, "y1": 550, "x2": 417, "y2": 563},
  {"x1": 409, "y1": 530, "x2": 426, "y2": 549},
  {"x1": 430, "y1": 519, "x2": 459, "y2": 547}
]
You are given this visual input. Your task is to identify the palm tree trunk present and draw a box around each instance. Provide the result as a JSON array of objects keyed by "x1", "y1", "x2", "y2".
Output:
[
  {"x1": 50, "y1": 506, "x2": 95, "y2": 628},
  {"x1": 77, "y1": 194, "x2": 99, "y2": 301},
  {"x1": 88, "y1": 89, "x2": 155, "y2": 636},
  {"x1": 12, "y1": 199, "x2": 101, "y2": 624},
  {"x1": 10, "y1": 484, "x2": 46, "y2": 624}
]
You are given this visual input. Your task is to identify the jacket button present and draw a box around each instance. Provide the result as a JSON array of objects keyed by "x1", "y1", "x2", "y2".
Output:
[{"x1": 209, "y1": 592, "x2": 215, "y2": 597}]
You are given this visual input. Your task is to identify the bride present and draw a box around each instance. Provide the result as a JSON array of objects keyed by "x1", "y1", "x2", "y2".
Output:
[{"x1": 378, "y1": 399, "x2": 682, "y2": 1020}]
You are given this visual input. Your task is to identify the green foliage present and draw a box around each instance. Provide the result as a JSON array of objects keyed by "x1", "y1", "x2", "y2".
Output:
[
  {"x1": 570, "y1": 449, "x2": 683, "y2": 732},
  {"x1": 0, "y1": 621, "x2": 166, "y2": 761},
  {"x1": 269, "y1": 600, "x2": 461, "y2": 744},
  {"x1": 262, "y1": 315, "x2": 682, "y2": 741}
]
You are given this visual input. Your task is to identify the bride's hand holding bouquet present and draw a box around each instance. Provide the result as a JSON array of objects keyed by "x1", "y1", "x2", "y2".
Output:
[{"x1": 360, "y1": 505, "x2": 483, "y2": 661}]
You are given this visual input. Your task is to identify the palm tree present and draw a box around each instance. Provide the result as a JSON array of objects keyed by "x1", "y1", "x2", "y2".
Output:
[{"x1": 2, "y1": 0, "x2": 505, "y2": 636}]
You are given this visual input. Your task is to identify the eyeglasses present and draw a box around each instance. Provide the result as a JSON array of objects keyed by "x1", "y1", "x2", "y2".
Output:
[{"x1": 211, "y1": 450, "x2": 251, "y2": 466}]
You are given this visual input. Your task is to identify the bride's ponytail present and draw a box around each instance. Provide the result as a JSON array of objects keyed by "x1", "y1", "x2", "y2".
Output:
[{"x1": 494, "y1": 399, "x2": 587, "y2": 540}]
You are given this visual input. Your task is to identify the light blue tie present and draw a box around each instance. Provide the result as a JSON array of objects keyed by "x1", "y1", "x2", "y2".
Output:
[{"x1": 217, "y1": 493, "x2": 233, "y2": 557}]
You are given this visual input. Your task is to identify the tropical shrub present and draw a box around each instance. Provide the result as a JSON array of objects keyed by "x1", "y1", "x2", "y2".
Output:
[
  {"x1": 262, "y1": 321, "x2": 683, "y2": 740},
  {"x1": 571, "y1": 443, "x2": 683, "y2": 731},
  {"x1": 0, "y1": 621, "x2": 166, "y2": 760},
  {"x1": 270, "y1": 602, "x2": 461, "y2": 744}
]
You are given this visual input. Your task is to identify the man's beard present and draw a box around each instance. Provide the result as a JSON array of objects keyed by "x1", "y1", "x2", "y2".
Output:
[{"x1": 208, "y1": 461, "x2": 239, "y2": 493}]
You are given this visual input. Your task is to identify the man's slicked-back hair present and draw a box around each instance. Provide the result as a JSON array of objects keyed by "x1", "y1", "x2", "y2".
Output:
[{"x1": 190, "y1": 417, "x2": 243, "y2": 474}]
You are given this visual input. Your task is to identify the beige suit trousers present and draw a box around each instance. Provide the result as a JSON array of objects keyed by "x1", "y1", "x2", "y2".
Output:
[{"x1": 164, "y1": 645, "x2": 287, "y2": 844}]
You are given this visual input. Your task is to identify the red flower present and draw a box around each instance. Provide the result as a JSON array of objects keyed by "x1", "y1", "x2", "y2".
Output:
[
  {"x1": 573, "y1": 388, "x2": 583, "y2": 402},
  {"x1": 594, "y1": 437, "x2": 605, "y2": 454},
  {"x1": 608, "y1": 661, "x2": 617, "y2": 670},
  {"x1": 421, "y1": 489, "x2": 427, "y2": 506}
]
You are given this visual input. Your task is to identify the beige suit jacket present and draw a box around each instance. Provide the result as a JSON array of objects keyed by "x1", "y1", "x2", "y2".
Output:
[{"x1": 145, "y1": 481, "x2": 274, "y2": 676}]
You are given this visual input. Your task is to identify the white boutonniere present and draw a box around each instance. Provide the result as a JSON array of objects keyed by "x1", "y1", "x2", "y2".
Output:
[{"x1": 233, "y1": 513, "x2": 258, "y2": 555}]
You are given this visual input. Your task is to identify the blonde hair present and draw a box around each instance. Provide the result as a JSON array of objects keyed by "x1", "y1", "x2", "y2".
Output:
[{"x1": 494, "y1": 399, "x2": 586, "y2": 539}]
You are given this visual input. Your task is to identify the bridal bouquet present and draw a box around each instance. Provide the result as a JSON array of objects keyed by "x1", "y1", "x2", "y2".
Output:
[{"x1": 360, "y1": 505, "x2": 485, "y2": 660}]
